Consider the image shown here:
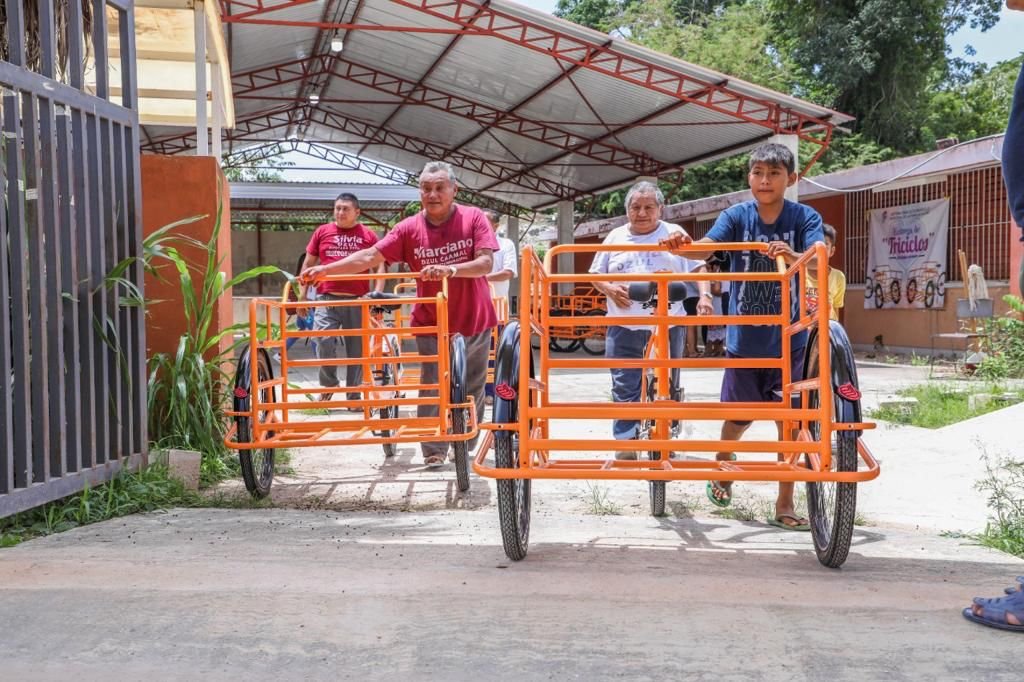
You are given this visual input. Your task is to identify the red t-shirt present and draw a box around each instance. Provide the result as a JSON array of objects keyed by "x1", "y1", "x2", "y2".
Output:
[
  {"x1": 306, "y1": 222, "x2": 379, "y2": 297},
  {"x1": 375, "y1": 205, "x2": 499, "y2": 337}
]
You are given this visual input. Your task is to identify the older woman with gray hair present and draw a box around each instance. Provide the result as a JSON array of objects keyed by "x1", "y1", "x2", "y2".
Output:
[{"x1": 588, "y1": 181, "x2": 711, "y2": 457}]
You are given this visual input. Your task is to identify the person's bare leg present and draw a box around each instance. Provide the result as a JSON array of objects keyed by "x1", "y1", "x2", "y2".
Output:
[
  {"x1": 709, "y1": 420, "x2": 750, "y2": 504},
  {"x1": 773, "y1": 420, "x2": 806, "y2": 526}
]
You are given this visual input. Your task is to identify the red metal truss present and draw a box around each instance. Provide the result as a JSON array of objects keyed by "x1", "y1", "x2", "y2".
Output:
[
  {"x1": 218, "y1": 0, "x2": 319, "y2": 21},
  {"x1": 218, "y1": 0, "x2": 837, "y2": 147},
  {"x1": 390, "y1": 0, "x2": 836, "y2": 146},
  {"x1": 143, "y1": 105, "x2": 573, "y2": 200},
  {"x1": 223, "y1": 140, "x2": 530, "y2": 215},
  {"x1": 231, "y1": 54, "x2": 663, "y2": 174}
]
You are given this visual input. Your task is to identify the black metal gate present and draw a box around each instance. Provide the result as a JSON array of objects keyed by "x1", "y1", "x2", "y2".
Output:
[{"x1": 1, "y1": 0, "x2": 146, "y2": 517}]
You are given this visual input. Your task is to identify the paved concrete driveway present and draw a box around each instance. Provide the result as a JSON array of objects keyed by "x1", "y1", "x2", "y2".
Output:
[
  {"x1": 0, "y1": 508, "x2": 1020, "y2": 680},
  {"x1": 3, "y1": 354, "x2": 1021, "y2": 679}
]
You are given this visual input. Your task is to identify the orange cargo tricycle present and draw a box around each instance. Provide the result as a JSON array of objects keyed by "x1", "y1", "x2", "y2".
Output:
[
  {"x1": 475, "y1": 242, "x2": 879, "y2": 568},
  {"x1": 225, "y1": 273, "x2": 479, "y2": 496}
]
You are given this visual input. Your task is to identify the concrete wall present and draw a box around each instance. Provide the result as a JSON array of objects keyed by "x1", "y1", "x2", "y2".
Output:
[
  {"x1": 231, "y1": 230, "x2": 313, "y2": 297},
  {"x1": 141, "y1": 155, "x2": 232, "y2": 359}
]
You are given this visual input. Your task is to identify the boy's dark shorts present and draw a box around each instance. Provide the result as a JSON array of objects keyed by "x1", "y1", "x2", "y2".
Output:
[{"x1": 721, "y1": 350, "x2": 806, "y2": 425}]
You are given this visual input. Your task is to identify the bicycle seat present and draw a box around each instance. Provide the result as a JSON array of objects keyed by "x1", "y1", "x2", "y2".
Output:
[
  {"x1": 627, "y1": 281, "x2": 689, "y2": 303},
  {"x1": 366, "y1": 291, "x2": 404, "y2": 311}
]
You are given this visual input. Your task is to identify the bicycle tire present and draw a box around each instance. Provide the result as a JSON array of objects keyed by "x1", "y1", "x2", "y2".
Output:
[
  {"x1": 234, "y1": 347, "x2": 276, "y2": 498},
  {"x1": 452, "y1": 407, "x2": 470, "y2": 492},
  {"x1": 906, "y1": 278, "x2": 918, "y2": 304},
  {"x1": 889, "y1": 280, "x2": 901, "y2": 305},
  {"x1": 378, "y1": 364, "x2": 398, "y2": 458},
  {"x1": 494, "y1": 322, "x2": 532, "y2": 561},
  {"x1": 803, "y1": 323, "x2": 860, "y2": 569},
  {"x1": 873, "y1": 283, "x2": 884, "y2": 309},
  {"x1": 449, "y1": 334, "x2": 470, "y2": 493},
  {"x1": 548, "y1": 310, "x2": 580, "y2": 353},
  {"x1": 924, "y1": 281, "x2": 936, "y2": 309},
  {"x1": 580, "y1": 309, "x2": 607, "y2": 356},
  {"x1": 644, "y1": 376, "x2": 666, "y2": 517}
]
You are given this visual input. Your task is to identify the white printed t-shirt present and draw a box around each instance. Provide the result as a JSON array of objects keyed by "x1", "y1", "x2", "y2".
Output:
[
  {"x1": 488, "y1": 236, "x2": 518, "y2": 300},
  {"x1": 589, "y1": 221, "x2": 703, "y2": 331}
]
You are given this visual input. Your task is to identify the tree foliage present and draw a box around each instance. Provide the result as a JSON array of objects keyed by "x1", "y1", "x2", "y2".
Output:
[{"x1": 555, "y1": 0, "x2": 1017, "y2": 218}]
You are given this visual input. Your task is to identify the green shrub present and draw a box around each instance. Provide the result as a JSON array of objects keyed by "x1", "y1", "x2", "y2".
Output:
[{"x1": 976, "y1": 453, "x2": 1024, "y2": 558}]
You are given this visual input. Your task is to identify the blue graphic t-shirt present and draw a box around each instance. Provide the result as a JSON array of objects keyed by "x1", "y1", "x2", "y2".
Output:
[{"x1": 705, "y1": 200, "x2": 824, "y2": 358}]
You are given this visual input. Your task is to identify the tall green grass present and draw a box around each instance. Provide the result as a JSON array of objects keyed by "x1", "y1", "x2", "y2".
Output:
[
  {"x1": 102, "y1": 183, "x2": 283, "y2": 485},
  {"x1": 0, "y1": 465, "x2": 200, "y2": 548}
]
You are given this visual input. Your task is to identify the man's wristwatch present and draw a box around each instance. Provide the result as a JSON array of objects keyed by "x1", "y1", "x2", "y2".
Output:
[{"x1": 448, "y1": 263, "x2": 458, "y2": 278}]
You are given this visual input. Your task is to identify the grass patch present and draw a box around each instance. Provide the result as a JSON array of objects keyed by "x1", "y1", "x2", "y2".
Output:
[
  {"x1": 584, "y1": 483, "x2": 621, "y2": 515},
  {"x1": 0, "y1": 465, "x2": 201, "y2": 548},
  {"x1": 869, "y1": 383, "x2": 1023, "y2": 429},
  {"x1": 976, "y1": 451, "x2": 1024, "y2": 558}
]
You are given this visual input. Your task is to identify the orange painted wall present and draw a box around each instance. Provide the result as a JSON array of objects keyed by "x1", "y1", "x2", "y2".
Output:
[
  {"x1": 141, "y1": 155, "x2": 232, "y2": 360},
  {"x1": 1011, "y1": 219, "x2": 1023, "y2": 297}
]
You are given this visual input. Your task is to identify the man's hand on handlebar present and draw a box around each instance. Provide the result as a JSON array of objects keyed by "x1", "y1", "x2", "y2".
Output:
[
  {"x1": 659, "y1": 232, "x2": 692, "y2": 253},
  {"x1": 596, "y1": 282, "x2": 632, "y2": 308},
  {"x1": 300, "y1": 265, "x2": 326, "y2": 284},
  {"x1": 696, "y1": 295, "x2": 713, "y2": 316},
  {"x1": 421, "y1": 264, "x2": 455, "y2": 281}
]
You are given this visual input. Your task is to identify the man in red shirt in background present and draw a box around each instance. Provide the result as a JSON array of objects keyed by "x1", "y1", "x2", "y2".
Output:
[
  {"x1": 303, "y1": 162, "x2": 498, "y2": 466},
  {"x1": 301, "y1": 193, "x2": 386, "y2": 405}
]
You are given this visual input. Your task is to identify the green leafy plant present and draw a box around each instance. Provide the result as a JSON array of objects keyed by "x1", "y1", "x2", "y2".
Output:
[
  {"x1": 976, "y1": 449, "x2": 1024, "y2": 558},
  {"x1": 100, "y1": 185, "x2": 284, "y2": 486},
  {"x1": 145, "y1": 199, "x2": 281, "y2": 484},
  {"x1": 982, "y1": 295, "x2": 1024, "y2": 379}
]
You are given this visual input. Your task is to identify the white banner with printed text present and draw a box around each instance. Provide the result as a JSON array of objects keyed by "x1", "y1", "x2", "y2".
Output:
[{"x1": 865, "y1": 198, "x2": 949, "y2": 310}]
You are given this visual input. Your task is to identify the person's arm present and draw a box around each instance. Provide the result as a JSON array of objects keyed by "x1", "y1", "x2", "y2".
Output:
[
  {"x1": 691, "y1": 262, "x2": 713, "y2": 315},
  {"x1": 301, "y1": 246, "x2": 386, "y2": 283},
  {"x1": 421, "y1": 248, "x2": 494, "y2": 281},
  {"x1": 831, "y1": 270, "x2": 847, "y2": 313},
  {"x1": 661, "y1": 214, "x2": 730, "y2": 260},
  {"x1": 487, "y1": 239, "x2": 517, "y2": 282},
  {"x1": 372, "y1": 261, "x2": 387, "y2": 294},
  {"x1": 299, "y1": 252, "x2": 319, "y2": 301},
  {"x1": 766, "y1": 209, "x2": 825, "y2": 273}
]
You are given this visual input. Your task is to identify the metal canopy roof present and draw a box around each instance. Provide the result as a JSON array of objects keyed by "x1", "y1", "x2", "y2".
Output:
[
  {"x1": 231, "y1": 180, "x2": 419, "y2": 208},
  {"x1": 230, "y1": 180, "x2": 419, "y2": 228},
  {"x1": 142, "y1": 0, "x2": 853, "y2": 211}
]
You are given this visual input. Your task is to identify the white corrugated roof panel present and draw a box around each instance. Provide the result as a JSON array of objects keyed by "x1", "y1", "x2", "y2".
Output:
[{"x1": 145, "y1": 0, "x2": 853, "y2": 210}]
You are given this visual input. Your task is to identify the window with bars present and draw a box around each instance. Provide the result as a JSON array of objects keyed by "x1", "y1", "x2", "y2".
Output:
[{"x1": 843, "y1": 165, "x2": 1010, "y2": 284}]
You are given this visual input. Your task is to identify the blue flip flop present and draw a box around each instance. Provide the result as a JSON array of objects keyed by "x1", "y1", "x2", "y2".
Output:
[{"x1": 962, "y1": 590, "x2": 1024, "y2": 632}]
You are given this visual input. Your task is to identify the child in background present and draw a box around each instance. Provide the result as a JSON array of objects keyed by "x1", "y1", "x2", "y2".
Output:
[{"x1": 804, "y1": 223, "x2": 846, "y2": 321}]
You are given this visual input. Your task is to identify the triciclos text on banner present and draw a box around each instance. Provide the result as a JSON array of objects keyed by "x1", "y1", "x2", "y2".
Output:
[{"x1": 865, "y1": 198, "x2": 950, "y2": 310}]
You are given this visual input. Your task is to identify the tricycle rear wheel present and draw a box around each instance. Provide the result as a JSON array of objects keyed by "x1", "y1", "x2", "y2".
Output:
[{"x1": 804, "y1": 323, "x2": 860, "y2": 569}]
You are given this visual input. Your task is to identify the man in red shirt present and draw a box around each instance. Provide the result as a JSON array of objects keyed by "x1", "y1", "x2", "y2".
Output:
[
  {"x1": 300, "y1": 193, "x2": 385, "y2": 405},
  {"x1": 303, "y1": 162, "x2": 498, "y2": 466}
]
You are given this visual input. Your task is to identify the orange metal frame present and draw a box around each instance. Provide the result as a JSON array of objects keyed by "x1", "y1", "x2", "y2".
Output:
[
  {"x1": 473, "y1": 242, "x2": 879, "y2": 483},
  {"x1": 224, "y1": 273, "x2": 477, "y2": 451}
]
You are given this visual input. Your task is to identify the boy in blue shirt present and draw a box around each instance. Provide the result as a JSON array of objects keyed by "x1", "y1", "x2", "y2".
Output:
[{"x1": 663, "y1": 142, "x2": 824, "y2": 530}]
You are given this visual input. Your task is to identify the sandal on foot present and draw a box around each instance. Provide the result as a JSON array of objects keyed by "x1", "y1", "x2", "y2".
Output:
[
  {"x1": 707, "y1": 454, "x2": 736, "y2": 508},
  {"x1": 962, "y1": 591, "x2": 1024, "y2": 632},
  {"x1": 706, "y1": 480, "x2": 732, "y2": 508},
  {"x1": 424, "y1": 455, "x2": 446, "y2": 468},
  {"x1": 975, "y1": 577, "x2": 1024, "y2": 604},
  {"x1": 767, "y1": 514, "x2": 811, "y2": 532}
]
